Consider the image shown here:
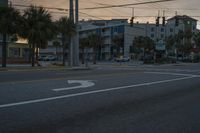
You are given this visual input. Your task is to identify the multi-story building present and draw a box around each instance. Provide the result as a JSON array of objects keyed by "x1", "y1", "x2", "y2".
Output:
[
  {"x1": 134, "y1": 15, "x2": 197, "y2": 40},
  {"x1": 40, "y1": 15, "x2": 198, "y2": 61},
  {"x1": 79, "y1": 19, "x2": 145, "y2": 60}
]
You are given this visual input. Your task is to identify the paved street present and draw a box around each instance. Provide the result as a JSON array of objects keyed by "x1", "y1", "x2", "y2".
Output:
[{"x1": 0, "y1": 63, "x2": 200, "y2": 133}]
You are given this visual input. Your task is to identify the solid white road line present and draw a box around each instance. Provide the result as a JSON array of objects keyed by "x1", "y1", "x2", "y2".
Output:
[
  {"x1": 144, "y1": 72, "x2": 199, "y2": 77},
  {"x1": 0, "y1": 76, "x2": 196, "y2": 108}
]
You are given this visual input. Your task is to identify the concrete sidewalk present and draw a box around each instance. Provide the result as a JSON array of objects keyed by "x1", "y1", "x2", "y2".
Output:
[{"x1": 0, "y1": 61, "x2": 198, "y2": 72}]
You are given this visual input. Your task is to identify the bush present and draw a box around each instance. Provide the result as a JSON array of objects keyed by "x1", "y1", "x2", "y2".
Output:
[{"x1": 193, "y1": 55, "x2": 200, "y2": 63}]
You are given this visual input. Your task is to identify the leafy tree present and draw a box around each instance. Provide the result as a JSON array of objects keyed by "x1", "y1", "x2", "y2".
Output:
[
  {"x1": 133, "y1": 36, "x2": 155, "y2": 62},
  {"x1": 112, "y1": 34, "x2": 124, "y2": 57},
  {"x1": 88, "y1": 33, "x2": 103, "y2": 64},
  {"x1": 175, "y1": 30, "x2": 193, "y2": 58},
  {"x1": 79, "y1": 37, "x2": 89, "y2": 64},
  {"x1": 193, "y1": 31, "x2": 200, "y2": 48},
  {"x1": 56, "y1": 17, "x2": 76, "y2": 66},
  {"x1": 20, "y1": 6, "x2": 54, "y2": 67},
  {"x1": 0, "y1": 6, "x2": 21, "y2": 67},
  {"x1": 133, "y1": 36, "x2": 155, "y2": 52},
  {"x1": 165, "y1": 35, "x2": 175, "y2": 51}
]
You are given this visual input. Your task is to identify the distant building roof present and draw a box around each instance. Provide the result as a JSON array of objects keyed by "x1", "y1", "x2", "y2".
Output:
[{"x1": 167, "y1": 15, "x2": 198, "y2": 21}]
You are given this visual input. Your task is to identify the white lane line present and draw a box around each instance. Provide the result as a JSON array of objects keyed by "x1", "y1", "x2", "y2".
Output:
[
  {"x1": 138, "y1": 68, "x2": 200, "y2": 73},
  {"x1": 144, "y1": 72, "x2": 199, "y2": 77},
  {"x1": 0, "y1": 76, "x2": 196, "y2": 108}
]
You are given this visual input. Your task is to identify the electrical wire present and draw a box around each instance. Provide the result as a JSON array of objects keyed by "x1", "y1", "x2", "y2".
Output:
[{"x1": 79, "y1": 0, "x2": 176, "y2": 10}]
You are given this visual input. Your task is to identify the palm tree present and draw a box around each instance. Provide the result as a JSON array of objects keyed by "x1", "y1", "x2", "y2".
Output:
[
  {"x1": 53, "y1": 41, "x2": 61, "y2": 60},
  {"x1": 112, "y1": 34, "x2": 124, "y2": 57},
  {"x1": 133, "y1": 36, "x2": 155, "y2": 62},
  {"x1": 0, "y1": 6, "x2": 21, "y2": 67},
  {"x1": 165, "y1": 35, "x2": 175, "y2": 57},
  {"x1": 79, "y1": 37, "x2": 89, "y2": 64},
  {"x1": 165, "y1": 35, "x2": 175, "y2": 51},
  {"x1": 88, "y1": 33, "x2": 103, "y2": 64},
  {"x1": 56, "y1": 17, "x2": 76, "y2": 66},
  {"x1": 174, "y1": 30, "x2": 193, "y2": 59},
  {"x1": 20, "y1": 6, "x2": 54, "y2": 67}
]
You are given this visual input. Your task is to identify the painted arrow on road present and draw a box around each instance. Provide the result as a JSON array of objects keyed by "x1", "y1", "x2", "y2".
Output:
[{"x1": 52, "y1": 80, "x2": 95, "y2": 92}]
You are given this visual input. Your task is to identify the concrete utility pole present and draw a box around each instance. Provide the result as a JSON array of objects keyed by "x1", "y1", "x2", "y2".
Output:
[
  {"x1": 69, "y1": 0, "x2": 79, "y2": 67},
  {"x1": 73, "y1": 0, "x2": 80, "y2": 66},
  {"x1": 69, "y1": 0, "x2": 74, "y2": 67}
]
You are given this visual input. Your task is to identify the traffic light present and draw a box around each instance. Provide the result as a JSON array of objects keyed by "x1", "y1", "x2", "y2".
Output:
[
  {"x1": 162, "y1": 17, "x2": 165, "y2": 26},
  {"x1": 175, "y1": 16, "x2": 179, "y2": 26},
  {"x1": 156, "y1": 17, "x2": 160, "y2": 27},
  {"x1": 130, "y1": 17, "x2": 134, "y2": 27}
]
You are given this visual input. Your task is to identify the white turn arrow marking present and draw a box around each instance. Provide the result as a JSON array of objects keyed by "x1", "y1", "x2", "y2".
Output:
[{"x1": 52, "y1": 80, "x2": 95, "y2": 92}]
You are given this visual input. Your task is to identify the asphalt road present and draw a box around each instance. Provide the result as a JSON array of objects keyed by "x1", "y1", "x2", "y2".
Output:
[{"x1": 0, "y1": 63, "x2": 200, "y2": 133}]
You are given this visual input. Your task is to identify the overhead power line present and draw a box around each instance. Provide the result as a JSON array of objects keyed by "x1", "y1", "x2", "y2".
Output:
[
  {"x1": 12, "y1": 4, "x2": 68, "y2": 11},
  {"x1": 79, "y1": 0, "x2": 176, "y2": 10}
]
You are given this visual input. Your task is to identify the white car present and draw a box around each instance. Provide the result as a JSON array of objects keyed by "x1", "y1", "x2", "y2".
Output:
[
  {"x1": 44, "y1": 55, "x2": 57, "y2": 61},
  {"x1": 115, "y1": 56, "x2": 130, "y2": 62}
]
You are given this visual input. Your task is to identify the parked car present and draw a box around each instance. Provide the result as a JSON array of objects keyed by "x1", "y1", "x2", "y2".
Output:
[
  {"x1": 114, "y1": 56, "x2": 130, "y2": 62},
  {"x1": 38, "y1": 55, "x2": 57, "y2": 61},
  {"x1": 38, "y1": 55, "x2": 47, "y2": 61},
  {"x1": 45, "y1": 55, "x2": 57, "y2": 61}
]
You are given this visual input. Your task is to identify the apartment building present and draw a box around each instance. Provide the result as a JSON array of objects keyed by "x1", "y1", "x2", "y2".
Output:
[{"x1": 79, "y1": 19, "x2": 145, "y2": 60}]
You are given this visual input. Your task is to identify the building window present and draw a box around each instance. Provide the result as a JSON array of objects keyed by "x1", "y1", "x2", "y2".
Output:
[
  {"x1": 193, "y1": 26, "x2": 196, "y2": 30},
  {"x1": 170, "y1": 28, "x2": 173, "y2": 32},
  {"x1": 151, "y1": 27, "x2": 155, "y2": 32},
  {"x1": 9, "y1": 48, "x2": 20, "y2": 58},
  {"x1": 151, "y1": 34, "x2": 155, "y2": 38},
  {"x1": 161, "y1": 34, "x2": 164, "y2": 38},
  {"x1": 161, "y1": 28, "x2": 164, "y2": 32},
  {"x1": 114, "y1": 27, "x2": 118, "y2": 32}
]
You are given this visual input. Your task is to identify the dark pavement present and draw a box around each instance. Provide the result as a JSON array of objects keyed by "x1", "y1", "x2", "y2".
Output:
[{"x1": 0, "y1": 63, "x2": 200, "y2": 133}]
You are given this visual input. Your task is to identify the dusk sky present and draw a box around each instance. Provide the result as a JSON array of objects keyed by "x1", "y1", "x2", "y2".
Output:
[{"x1": 11, "y1": 0, "x2": 200, "y2": 27}]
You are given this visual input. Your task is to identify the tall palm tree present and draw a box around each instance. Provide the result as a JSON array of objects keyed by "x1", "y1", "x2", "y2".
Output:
[
  {"x1": 56, "y1": 17, "x2": 76, "y2": 66},
  {"x1": 20, "y1": 6, "x2": 54, "y2": 67},
  {"x1": 88, "y1": 33, "x2": 103, "y2": 64},
  {"x1": 0, "y1": 6, "x2": 21, "y2": 67}
]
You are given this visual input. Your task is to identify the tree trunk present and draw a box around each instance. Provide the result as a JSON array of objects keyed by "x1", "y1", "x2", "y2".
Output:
[
  {"x1": 31, "y1": 44, "x2": 35, "y2": 67},
  {"x1": 35, "y1": 47, "x2": 39, "y2": 66},
  {"x1": 62, "y1": 35, "x2": 66, "y2": 66},
  {"x1": 69, "y1": 36, "x2": 73, "y2": 67},
  {"x1": 2, "y1": 34, "x2": 7, "y2": 67},
  {"x1": 93, "y1": 49, "x2": 97, "y2": 64},
  {"x1": 28, "y1": 44, "x2": 31, "y2": 63},
  {"x1": 56, "y1": 45, "x2": 58, "y2": 60},
  {"x1": 81, "y1": 47, "x2": 84, "y2": 64}
]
